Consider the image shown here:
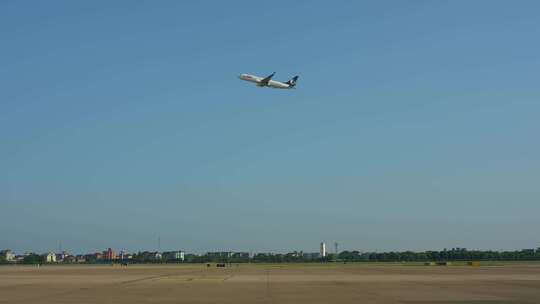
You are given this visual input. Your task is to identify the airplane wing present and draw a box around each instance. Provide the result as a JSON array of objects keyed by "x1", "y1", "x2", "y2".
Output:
[{"x1": 259, "y1": 72, "x2": 275, "y2": 85}]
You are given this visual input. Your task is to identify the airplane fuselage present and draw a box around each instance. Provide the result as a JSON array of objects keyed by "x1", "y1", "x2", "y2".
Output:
[{"x1": 239, "y1": 74, "x2": 294, "y2": 89}]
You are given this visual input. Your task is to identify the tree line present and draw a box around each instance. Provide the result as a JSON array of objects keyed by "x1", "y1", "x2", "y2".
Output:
[
  {"x1": 4, "y1": 248, "x2": 540, "y2": 264},
  {"x1": 335, "y1": 248, "x2": 540, "y2": 262}
]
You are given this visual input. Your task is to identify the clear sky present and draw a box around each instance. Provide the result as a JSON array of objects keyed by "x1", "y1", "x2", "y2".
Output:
[{"x1": 1, "y1": 1, "x2": 539, "y2": 254}]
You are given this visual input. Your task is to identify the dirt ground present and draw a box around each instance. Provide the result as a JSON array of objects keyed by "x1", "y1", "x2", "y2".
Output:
[{"x1": 1, "y1": 263, "x2": 539, "y2": 304}]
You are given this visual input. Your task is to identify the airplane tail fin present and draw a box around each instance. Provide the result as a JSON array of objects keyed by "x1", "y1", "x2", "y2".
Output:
[{"x1": 286, "y1": 76, "x2": 299, "y2": 87}]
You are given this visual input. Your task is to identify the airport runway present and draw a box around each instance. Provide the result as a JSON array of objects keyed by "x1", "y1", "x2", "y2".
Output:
[{"x1": 1, "y1": 263, "x2": 540, "y2": 303}]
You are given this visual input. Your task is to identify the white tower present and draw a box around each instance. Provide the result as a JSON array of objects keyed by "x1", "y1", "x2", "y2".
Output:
[{"x1": 320, "y1": 242, "x2": 326, "y2": 257}]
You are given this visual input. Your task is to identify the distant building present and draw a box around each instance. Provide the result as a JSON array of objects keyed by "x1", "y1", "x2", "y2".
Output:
[
  {"x1": 119, "y1": 251, "x2": 133, "y2": 260},
  {"x1": 287, "y1": 251, "x2": 303, "y2": 258},
  {"x1": 320, "y1": 242, "x2": 327, "y2": 258},
  {"x1": 163, "y1": 251, "x2": 185, "y2": 261},
  {"x1": 1, "y1": 250, "x2": 15, "y2": 262},
  {"x1": 104, "y1": 248, "x2": 117, "y2": 260},
  {"x1": 139, "y1": 251, "x2": 162, "y2": 261},
  {"x1": 84, "y1": 252, "x2": 102, "y2": 262},
  {"x1": 44, "y1": 252, "x2": 56, "y2": 263},
  {"x1": 231, "y1": 252, "x2": 249, "y2": 259},
  {"x1": 56, "y1": 251, "x2": 68, "y2": 262},
  {"x1": 63, "y1": 255, "x2": 76, "y2": 263},
  {"x1": 207, "y1": 252, "x2": 233, "y2": 259}
]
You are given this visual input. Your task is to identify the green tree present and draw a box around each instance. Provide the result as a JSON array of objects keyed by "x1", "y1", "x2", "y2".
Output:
[{"x1": 22, "y1": 254, "x2": 44, "y2": 264}]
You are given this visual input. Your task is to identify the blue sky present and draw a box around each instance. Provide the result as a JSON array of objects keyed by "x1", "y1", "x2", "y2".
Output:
[{"x1": 1, "y1": 1, "x2": 539, "y2": 254}]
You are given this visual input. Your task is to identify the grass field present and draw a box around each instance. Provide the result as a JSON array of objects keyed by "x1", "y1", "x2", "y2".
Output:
[{"x1": 1, "y1": 263, "x2": 540, "y2": 303}]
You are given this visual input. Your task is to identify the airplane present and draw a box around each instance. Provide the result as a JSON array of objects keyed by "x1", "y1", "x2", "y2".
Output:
[{"x1": 239, "y1": 72, "x2": 299, "y2": 89}]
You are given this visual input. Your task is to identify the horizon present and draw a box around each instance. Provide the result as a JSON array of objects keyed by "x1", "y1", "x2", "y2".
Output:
[
  {"x1": 2, "y1": 1, "x2": 540, "y2": 254},
  {"x1": 4, "y1": 244, "x2": 540, "y2": 257}
]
